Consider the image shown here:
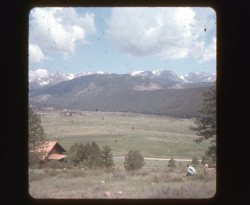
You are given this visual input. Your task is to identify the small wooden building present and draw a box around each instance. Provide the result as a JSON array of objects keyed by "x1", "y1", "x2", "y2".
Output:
[{"x1": 35, "y1": 141, "x2": 67, "y2": 162}]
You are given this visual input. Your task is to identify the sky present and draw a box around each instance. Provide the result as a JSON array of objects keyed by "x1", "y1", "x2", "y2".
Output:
[{"x1": 29, "y1": 7, "x2": 216, "y2": 78}]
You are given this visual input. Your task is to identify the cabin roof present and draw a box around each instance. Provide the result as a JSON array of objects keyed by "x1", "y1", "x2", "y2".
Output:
[
  {"x1": 32, "y1": 141, "x2": 66, "y2": 160},
  {"x1": 36, "y1": 141, "x2": 66, "y2": 153}
]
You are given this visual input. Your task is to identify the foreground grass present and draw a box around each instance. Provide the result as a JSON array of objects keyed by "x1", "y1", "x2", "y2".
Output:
[{"x1": 29, "y1": 162, "x2": 216, "y2": 199}]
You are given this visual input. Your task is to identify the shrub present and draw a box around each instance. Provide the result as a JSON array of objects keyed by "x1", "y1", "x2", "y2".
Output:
[
  {"x1": 168, "y1": 158, "x2": 176, "y2": 171},
  {"x1": 124, "y1": 150, "x2": 145, "y2": 171},
  {"x1": 191, "y1": 156, "x2": 200, "y2": 167},
  {"x1": 67, "y1": 142, "x2": 116, "y2": 169},
  {"x1": 100, "y1": 145, "x2": 114, "y2": 168}
]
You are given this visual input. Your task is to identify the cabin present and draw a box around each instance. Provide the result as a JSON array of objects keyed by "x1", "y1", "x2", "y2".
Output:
[{"x1": 34, "y1": 141, "x2": 67, "y2": 162}]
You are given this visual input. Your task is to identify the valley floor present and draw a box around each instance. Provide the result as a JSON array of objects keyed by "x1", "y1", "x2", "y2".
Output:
[{"x1": 39, "y1": 111, "x2": 211, "y2": 159}]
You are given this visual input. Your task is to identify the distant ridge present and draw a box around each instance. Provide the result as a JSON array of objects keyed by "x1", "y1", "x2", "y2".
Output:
[
  {"x1": 29, "y1": 71, "x2": 214, "y2": 118},
  {"x1": 29, "y1": 69, "x2": 215, "y2": 89}
]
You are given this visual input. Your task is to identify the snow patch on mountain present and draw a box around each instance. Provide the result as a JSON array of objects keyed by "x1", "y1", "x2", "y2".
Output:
[
  {"x1": 130, "y1": 71, "x2": 144, "y2": 76},
  {"x1": 29, "y1": 68, "x2": 216, "y2": 89},
  {"x1": 29, "y1": 70, "x2": 101, "y2": 89},
  {"x1": 183, "y1": 72, "x2": 216, "y2": 83}
]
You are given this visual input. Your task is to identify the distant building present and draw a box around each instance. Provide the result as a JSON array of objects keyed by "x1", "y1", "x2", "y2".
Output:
[
  {"x1": 59, "y1": 109, "x2": 82, "y2": 117},
  {"x1": 33, "y1": 141, "x2": 67, "y2": 162}
]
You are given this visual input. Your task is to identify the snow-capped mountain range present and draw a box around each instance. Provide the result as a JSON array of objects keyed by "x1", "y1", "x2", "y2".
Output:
[{"x1": 29, "y1": 69, "x2": 215, "y2": 89}]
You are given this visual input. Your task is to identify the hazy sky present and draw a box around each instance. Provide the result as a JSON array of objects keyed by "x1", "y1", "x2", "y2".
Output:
[{"x1": 29, "y1": 7, "x2": 216, "y2": 76}]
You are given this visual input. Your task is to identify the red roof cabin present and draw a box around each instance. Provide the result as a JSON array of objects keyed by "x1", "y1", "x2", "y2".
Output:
[{"x1": 34, "y1": 141, "x2": 67, "y2": 162}]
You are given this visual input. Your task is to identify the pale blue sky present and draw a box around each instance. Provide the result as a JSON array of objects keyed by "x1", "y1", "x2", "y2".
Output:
[{"x1": 29, "y1": 7, "x2": 216, "y2": 76}]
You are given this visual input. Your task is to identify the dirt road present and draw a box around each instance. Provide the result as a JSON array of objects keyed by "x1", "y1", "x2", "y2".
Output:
[{"x1": 114, "y1": 156, "x2": 193, "y2": 162}]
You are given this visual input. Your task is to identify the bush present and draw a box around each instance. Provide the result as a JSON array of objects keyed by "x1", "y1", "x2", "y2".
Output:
[
  {"x1": 100, "y1": 145, "x2": 114, "y2": 168},
  {"x1": 124, "y1": 150, "x2": 145, "y2": 171},
  {"x1": 168, "y1": 158, "x2": 176, "y2": 171},
  {"x1": 191, "y1": 156, "x2": 200, "y2": 167},
  {"x1": 67, "y1": 142, "x2": 113, "y2": 169}
]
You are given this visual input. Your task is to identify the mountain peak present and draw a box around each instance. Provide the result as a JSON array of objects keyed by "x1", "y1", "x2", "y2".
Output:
[{"x1": 29, "y1": 69, "x2": 216, "y2": 89}]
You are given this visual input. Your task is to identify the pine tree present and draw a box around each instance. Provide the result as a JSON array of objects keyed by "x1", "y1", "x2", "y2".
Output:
[
  {"x1": 100, "y1": 145, "x2": 114, "y2": 168},
  {"x1": 29, "y1": 107, "x2": 47, "y2": 150},
  {"x1": 88, "y1": 142, "x2": 101, "y2": 168},
  {"x1": 67, "y1": 143, "x2": 85, "y2": 166},
  {"x1": 28, "y1": 107, "x2": 47, "y2": 165},
  {"x1": 191, "y1": 84, "x2": 216, "y2": 163}
]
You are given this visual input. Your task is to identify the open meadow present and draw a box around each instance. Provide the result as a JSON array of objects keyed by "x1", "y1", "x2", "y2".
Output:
[
  {"x1": 29, "y1": 111, "x2": 216, "y2": 198},
  {"x1": 38, "y1": 111, "x2": 210, "y2": 158}
]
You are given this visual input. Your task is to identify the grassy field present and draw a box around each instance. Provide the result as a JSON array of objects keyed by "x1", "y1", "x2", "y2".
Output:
[
  {"x1": 29, "y1": 111, "x2": 216, "y2": 199},
  {"x1": 39, "y1": 111, "x2": 210, "y2": 158},
  {"x1": 29, "y1": 162, "x2": 216, "y2": 199}
]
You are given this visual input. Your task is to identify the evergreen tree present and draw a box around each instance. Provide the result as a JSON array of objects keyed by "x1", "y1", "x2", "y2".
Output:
[
  {"x1": 100, "y1": 145, "x2": 114, "y2": 168},
  {"x1": 205, "y1": 144, "x2": 216, "y2": 163},
  {"x1": 28, "y1": 107, "x2": 47, "y2": 165},
  {"x1": 87, "y1": 142, "x2": 101, "y2": 168},
  {"x1": 124, "y1": 150, "x2": 145, "y2": 171},
  {"x1": 67, "y1": 142, "x2": 102, "y2": 168},
  {"x1": 29, "y1": 107, "x2": 47, "y2": 150},
  {"x1": 67, "y1": 143, "x2": 85, "y2": 166},
  {"x1": 191, "y1": 84, "x2": 216, "y2": 163}
]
